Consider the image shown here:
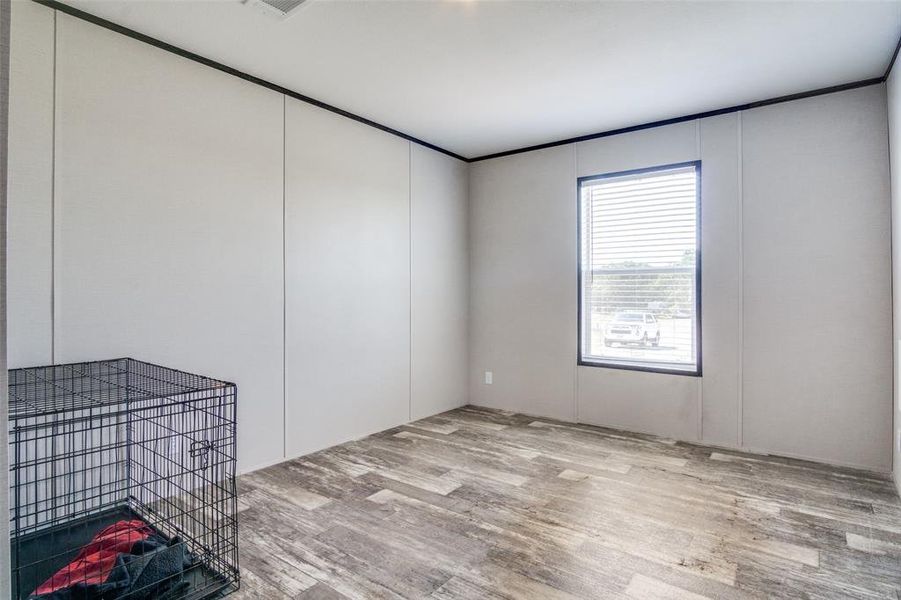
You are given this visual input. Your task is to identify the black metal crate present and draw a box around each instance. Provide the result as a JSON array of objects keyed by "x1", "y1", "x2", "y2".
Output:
[{"x1": 8, "y1": 358, "x2": 239, "y2": 599}]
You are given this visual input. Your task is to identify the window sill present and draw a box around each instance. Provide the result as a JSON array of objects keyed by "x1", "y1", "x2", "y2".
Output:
[{"x1": 578, "y1": 359, "x2": 702, "y2": 377}]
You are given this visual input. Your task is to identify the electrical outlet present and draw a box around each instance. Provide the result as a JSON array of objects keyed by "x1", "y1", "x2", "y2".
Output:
[{"x1": 484, "y1": 371, "x2": 493, "y2": 385}]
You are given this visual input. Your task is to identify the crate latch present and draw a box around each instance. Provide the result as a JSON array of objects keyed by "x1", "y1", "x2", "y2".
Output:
[{"x1": 190, "y1": 440, "x2": 213, "y2": 469}]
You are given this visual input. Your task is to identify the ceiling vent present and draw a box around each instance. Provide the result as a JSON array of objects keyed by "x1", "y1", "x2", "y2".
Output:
[{"x1": 243, "y1": 0, "x2": 311, "y2": 20}]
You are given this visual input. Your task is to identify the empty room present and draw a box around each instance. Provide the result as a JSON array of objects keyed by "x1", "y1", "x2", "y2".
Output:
[{"x1": 2, "y1": 0, "x2": 901, "y2": 598}]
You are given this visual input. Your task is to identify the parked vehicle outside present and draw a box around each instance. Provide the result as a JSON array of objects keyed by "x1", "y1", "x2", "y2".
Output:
[{"x1": 604, "y1": 312, "x2": 661, "y2": 347}]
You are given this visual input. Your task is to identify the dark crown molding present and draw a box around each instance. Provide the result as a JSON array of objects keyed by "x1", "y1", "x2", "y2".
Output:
[
  {"x1": 468, "y1": 77, "x2": 885, "y2": 162},
  {"x1": 31, "y1": 0, "x2": 468, "y2": 162}
]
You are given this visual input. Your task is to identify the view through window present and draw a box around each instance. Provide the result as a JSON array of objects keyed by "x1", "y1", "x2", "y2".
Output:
[{"x1": 579, "y1": 162, "x2": 700, "y2": 374}]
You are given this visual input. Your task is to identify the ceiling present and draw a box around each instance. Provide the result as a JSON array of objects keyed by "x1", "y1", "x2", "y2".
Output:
[{"x1": 63, "y1": 0, "x2": 901, "y2": 159}]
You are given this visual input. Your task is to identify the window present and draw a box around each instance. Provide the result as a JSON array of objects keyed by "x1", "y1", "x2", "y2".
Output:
[{"x1": 578, "y1": 161, "x2": 701, "y2": 375}]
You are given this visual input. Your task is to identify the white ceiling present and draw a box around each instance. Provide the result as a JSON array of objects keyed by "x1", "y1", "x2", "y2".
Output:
[{"x1": 64, "y1": 0, "x2": 901, "y2": 159}]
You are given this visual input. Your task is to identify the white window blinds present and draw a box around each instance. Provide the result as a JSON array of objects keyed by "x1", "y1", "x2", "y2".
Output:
[{"x1": 579, "y1": 162, "x2": 700, "y2": 374}]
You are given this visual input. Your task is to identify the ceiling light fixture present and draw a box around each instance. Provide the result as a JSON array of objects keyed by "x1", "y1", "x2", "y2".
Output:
[{"x1": 242, "y1": 0, "x2": 312, "y2": 21}]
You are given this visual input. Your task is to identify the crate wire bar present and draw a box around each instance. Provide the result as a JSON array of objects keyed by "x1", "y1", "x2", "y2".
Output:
[{"x1": 8, "y1": 358, "x2": 239, "y2": 599}]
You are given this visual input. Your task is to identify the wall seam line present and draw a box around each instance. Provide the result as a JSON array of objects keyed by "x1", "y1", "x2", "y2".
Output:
[
  {"x1": 573, "y1": 143, "x2": 579, "y2": 423},
  {"x1": 737, "y1": 111, "x2": 744, "y2": 448},
  {"x1": 408, "y1": 141, "x2": 413, "y2": 422},
  {"x1": 0, "y1": 0, "x2": 11, "y2": 593},
  {"x1": 466, "y1": 161, "x2": 473, "y2": 408},
  {"x1": 282, "y1": 94, "x2": 286, "y2": 460},
  {"x1": 695, "y1": 119, "x2": 703, "y2": 442},
  {"x1": 883, "y1": 77, "x2": 896, "y2": 479},
  {"x1": 50, "y1": 8, "x2": 56, "y2": 364}
]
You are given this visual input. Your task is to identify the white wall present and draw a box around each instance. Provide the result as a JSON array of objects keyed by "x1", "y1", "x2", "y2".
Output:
[
  {"x1": 887, "y1": 66, "x2": 901, "y2": 494},
  {"x1": 53, "y1": 14, "x2": 285, "y2": 472},
  {"x1": 469, "y1": 145, "x2": 577, "y2": 421},
  {"x1": 697, "y1": 114, "x2": 742, "y2": 447},
  {"x1": 283, "y1": 104, "x2": 471, "y2": 458},
  {"x1": 8, "y1": 0, "x2": 52, "y2": 368},
  {"x1": 7, "y1": 5, "x2": 469, "y2": 473},
  {"x1": 470, "y1": 85, "x2": 893, "y2": 472},
  {"x1": 411, "y1": 145, "x2": 469, "y2": 420},
  {"x1": 741, "y1": 88, "x2": 891, "y2": 470},
  {"x1": 284, "y1": 99, "x2": 411, "y2": 458}
]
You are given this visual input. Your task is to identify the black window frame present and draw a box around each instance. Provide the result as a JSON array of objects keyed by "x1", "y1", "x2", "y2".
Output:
[{"x1": 577, "y1": 160, "x2": 702, "y2": 377}]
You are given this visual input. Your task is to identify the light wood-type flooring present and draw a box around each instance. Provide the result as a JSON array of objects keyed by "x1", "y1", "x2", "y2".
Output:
[{"x1": 233, "y1": 406, "x2": 901, "y2": 599}]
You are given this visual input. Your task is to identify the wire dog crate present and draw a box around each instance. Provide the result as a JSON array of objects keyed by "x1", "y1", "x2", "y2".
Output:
[{"x1": 8, "y1": 358, "x2": 239, "y2": 600}]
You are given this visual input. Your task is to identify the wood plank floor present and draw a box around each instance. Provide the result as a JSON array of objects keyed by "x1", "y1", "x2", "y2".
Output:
[{"x1": 233, "y1": 406, "x2": 901, "y2": 599}]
